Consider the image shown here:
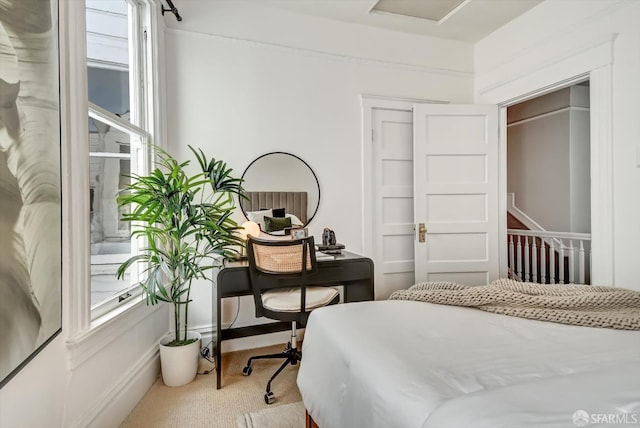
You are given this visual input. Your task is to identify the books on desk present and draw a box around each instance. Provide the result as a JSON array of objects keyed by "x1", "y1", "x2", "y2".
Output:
[{"x1": 315, "y1": 251, "x2": 335, "y2": 261}]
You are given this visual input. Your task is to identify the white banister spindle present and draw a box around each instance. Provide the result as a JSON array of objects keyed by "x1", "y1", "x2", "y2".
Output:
[
  {"x1": 540, "y1": 242, "x2": 546, "y2": 284},
  {"x1": 509, "y1": 235, "x2": 515, "y2": 277},
  {"x1": 558, "y1": 239, "x2": 565, "y2": 284},
  {"x1": 516, "y1": 236, "x2": 523, "y2": 280},
  {"x1": 549, "y1": 240, "x2": 556, "y2": 284},
  {"x1": 531, "y1": 238, "x2": 538, "y2": 282},
  {"x1": 524, "y1": 237, "x2": 530, "y2": 282},
  {"x1": 578, "y1": 240, "x2": 585, "y2": 285},
  {"x1": 568, "y1": 240, "x2": 575, "y2": 284}
]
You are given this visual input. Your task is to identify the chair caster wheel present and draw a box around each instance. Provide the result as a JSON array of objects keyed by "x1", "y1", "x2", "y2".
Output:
[
  {"x1": 242, "y1": 366, "x2": 252, "y2": 376},
  {"x1": 264, "y1": 391, "x2": 275, "y2": 404}
]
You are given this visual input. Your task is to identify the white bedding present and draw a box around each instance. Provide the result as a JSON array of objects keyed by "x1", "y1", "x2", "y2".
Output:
[{"x1": 296, "y1": 300, "x2": 640, "y2": 428}]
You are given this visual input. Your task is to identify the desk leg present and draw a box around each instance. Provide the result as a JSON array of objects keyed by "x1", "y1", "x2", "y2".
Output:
[
  {"x1": 344, "y1": 277, "x2": 375, "y2": 302},
  {"x1": 216, "y1": 291, "x2": 222, "y2": 389}
]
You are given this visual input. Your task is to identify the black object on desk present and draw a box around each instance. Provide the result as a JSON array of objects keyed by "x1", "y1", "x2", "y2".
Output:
[
  {"x1": 215, "y1": 251, "x2": 374, "y2": 389},
  {"x1": 317, "y1": 243, "x2": 345, "y2": 255}
]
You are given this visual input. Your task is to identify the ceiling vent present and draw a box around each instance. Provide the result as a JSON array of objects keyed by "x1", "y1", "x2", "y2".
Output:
[{"x1": 371, "y1": 0, "x2": 467, "y2": 23}]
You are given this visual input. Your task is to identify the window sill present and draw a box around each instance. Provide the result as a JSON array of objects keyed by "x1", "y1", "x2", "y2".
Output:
[{"x1": 66, "y1": 296, "x2": 166, "y2": 369}]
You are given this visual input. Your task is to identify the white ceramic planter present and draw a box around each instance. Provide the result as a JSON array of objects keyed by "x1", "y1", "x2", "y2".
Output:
[{"x1": 159, "y1": 331, "x2": 201, "y2": 387}]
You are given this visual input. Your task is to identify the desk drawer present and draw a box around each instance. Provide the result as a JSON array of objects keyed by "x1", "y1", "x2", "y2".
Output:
[{"x1": 316, "y1": 260, "x2": 373, "y2": 283}]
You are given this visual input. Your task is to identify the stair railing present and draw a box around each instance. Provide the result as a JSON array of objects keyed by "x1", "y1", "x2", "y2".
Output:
[{"x1": 507, "y1": 229, "x2": 591, "y2": 285}]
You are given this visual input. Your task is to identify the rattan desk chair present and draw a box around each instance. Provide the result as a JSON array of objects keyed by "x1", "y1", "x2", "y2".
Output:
[{"x1": 242, "y1": 235, "x2": 340, "y2": 404}]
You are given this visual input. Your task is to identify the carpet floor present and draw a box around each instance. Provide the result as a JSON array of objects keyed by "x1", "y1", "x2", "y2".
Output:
[{"x1": 121, "y1": 343, "x2": 303, "y2": 428}]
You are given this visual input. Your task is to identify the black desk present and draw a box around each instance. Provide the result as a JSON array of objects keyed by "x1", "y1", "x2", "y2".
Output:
[{"x1": 215, "y1": 251, "x2": 374, "y2": 389}]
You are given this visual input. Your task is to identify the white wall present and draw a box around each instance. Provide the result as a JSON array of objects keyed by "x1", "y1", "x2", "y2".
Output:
[
  {"x1": 475, "y1": 0, "x2": 640, "y2": 289},
  {"x1": 507, "y1": 86, "x2": 590, "y2": 233},
  {"x1": 163, "y1": 0, "x2": 475, "y2": 347},
  {"x1": 570, "y1": 109, "x2": 592, "y2": 233},
  {"x1": 508, "y1": 110, "x2": 571, "y2": 231}
]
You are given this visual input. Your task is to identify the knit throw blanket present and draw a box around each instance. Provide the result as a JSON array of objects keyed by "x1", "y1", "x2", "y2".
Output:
[{"x1": 389, "y1": 279, "x2": 640, "y2": 331}]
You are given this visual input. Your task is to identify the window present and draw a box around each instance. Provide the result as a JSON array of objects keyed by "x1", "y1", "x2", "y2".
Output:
[{"x1": 86, "y1": 0, "x2": 154, "y2": 318}]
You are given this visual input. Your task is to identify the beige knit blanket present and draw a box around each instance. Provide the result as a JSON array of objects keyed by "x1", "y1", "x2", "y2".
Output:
[{"x1": 389, "y1": 279, "x2": 640, "y2": 331}]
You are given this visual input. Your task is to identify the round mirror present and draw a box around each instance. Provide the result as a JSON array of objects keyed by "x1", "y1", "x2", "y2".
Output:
[{"x1": 240, "y1": 152, "x2": 320, "y2": 234}]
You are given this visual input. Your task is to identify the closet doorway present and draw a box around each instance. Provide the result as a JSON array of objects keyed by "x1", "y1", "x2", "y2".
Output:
[
  {"x1": 505, "y1": 82, "x2": 592, "y2": 284},
  {"x1": 362, "y1": 97, "x2": 499, "y2": 298}
]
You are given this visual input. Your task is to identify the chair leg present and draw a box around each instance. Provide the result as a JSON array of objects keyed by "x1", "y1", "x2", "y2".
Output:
[
  {"x1": 290, "y1": 321, "x2": 297, "y2": 350},
  {"x1": 265, "y1": 355, "x2": 294, "y2": 404},
  {"x1": 243, "y1": 351, "x2": 289, "y2": 376},
  {"x1": 246, "y1": 352, "x2": 289, "y2": 365},
  {"x1": 246, "y1": 322, "x2": 302, "y2": 404}
]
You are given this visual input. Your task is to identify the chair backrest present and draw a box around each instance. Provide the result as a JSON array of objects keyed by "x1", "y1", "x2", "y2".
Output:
[{"x1": 246, "y1": 236, "x2": 318, "y2": 320}]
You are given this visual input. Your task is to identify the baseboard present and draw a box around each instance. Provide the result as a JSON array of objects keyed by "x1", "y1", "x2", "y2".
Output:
[{"x1": 71, "y1": 344, "x2": 160, "y2": 428}]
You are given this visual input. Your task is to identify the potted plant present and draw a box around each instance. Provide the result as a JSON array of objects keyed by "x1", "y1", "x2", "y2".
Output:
[{"x1": 117, "y1": 145, "x2": 244, "y2": 386}]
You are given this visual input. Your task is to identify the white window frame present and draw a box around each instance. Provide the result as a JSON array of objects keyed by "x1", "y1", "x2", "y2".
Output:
[
  {"x1": 88, "y1": 102, "x2": 150, "y2": 319},
  {"x1": 62, "y1": 0, "x2": 164, "y2": 362},
  {"x1": 87, "y1": 0, "x2": 154, "y2": 319}
]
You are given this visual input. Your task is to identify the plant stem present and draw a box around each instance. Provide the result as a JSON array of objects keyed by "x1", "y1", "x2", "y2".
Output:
[
  {"x1": 184, "y1": 278, "x2": 193, "y2": 341},
  {"x1": 174, "y1": 283, "x2": 180, "y2": 342}
]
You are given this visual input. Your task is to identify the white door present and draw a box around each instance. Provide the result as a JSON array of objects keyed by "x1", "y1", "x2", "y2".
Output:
[
  {"x1": 413, "y1": 104, "x2": 499, "y2": 285},
  {"x1": 371, "y1": 107, "x2": 415, "y2": 298}
]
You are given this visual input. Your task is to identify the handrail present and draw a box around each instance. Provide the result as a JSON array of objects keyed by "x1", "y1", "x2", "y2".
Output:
[
  {"x1": 507, "y1": 229, "x2": 591, "y2": 241},
  {"x1": 507, "y1": 193, "x2": 547, "y2": 232},
  {"x1": 506, "y1": 193, "x2": 566, "y2": 249}
]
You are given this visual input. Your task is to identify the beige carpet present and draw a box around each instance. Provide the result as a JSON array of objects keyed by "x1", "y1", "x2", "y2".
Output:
[{"x1": 121, "y1": 344, "x2": 303, "y2": 428}]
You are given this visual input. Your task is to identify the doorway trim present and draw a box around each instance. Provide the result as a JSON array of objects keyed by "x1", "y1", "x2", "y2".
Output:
[
  {"x1": 360, "y1": 95, "x2": 445, "y2": 294},
  {"x1": 477, "y1": 35, "x2": 615, "y2": 286}
]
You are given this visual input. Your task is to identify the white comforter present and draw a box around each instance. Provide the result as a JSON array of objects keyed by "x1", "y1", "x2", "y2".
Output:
[{"x1": 296, "y1": 300, "x2": 640, "y2": 428}]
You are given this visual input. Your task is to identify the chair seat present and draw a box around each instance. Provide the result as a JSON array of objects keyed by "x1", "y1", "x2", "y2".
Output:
[{"x1": 261, "y1": 286, "x2": 339, "y2": 313}]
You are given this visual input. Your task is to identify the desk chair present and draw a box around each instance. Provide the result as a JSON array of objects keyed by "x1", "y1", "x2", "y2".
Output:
[{"x1": 242, "y1": 236, "x2": 339, "y2": 404}]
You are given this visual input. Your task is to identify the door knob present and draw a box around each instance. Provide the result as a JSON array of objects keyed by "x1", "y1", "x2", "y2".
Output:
[{"x1": 418, "y1": 223, "x2": 427, "y2": 243}]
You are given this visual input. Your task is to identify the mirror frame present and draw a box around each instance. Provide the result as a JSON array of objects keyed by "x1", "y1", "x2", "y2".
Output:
[{"x1": 240, "y1": 151, "x2": 321, "y2": 231}]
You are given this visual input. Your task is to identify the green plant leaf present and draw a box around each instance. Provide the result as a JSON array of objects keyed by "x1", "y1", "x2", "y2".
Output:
[{"x1": 117, "y1": 144, "x2": 244, "y2": 337}]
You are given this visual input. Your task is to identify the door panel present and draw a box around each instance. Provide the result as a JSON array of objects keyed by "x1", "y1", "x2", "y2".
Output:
[
  {"x1": 426, "y1": 194, "x2": 487, "y2": 222},
  {"x1": 414, "y1": 104, "x2": 499, "y2": 284},
  {"x1": 426, "y1": 155, "x2": 487, "y2": 182},
  {"x1": 372, "y1": 108, "x2": 415, "y2": 298}
]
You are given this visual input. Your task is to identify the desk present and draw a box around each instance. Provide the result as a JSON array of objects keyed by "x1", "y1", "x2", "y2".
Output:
[{"x1": 215, "y1": 251, "x2": 374, "y2": 389}]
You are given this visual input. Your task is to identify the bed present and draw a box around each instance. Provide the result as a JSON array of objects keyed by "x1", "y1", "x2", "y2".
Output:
[{"x1": 296, "y1": 281, "x2": 640, "y2": 428}]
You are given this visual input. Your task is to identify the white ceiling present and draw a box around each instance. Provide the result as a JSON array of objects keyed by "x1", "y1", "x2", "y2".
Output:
[{"x1": 249, "y1": 0, "x2": 544, "y2": 42}]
